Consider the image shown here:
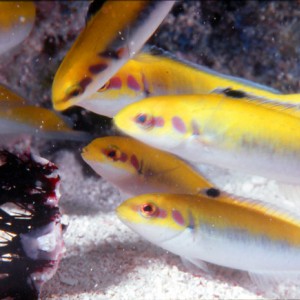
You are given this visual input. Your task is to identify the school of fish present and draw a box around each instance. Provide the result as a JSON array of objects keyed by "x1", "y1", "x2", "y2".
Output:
[
  {"x1": 2, "y1": 0, "x2": 300, "y2": 296},
  {"x1": 52, "y1": 0, "x2": 300, "y2": 292}
]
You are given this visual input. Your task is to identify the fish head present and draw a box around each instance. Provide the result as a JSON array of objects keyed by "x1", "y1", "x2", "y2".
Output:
[
  {"x1": 116, "y1": 193, "x2": 188, "y2": 244},
  {"x1": 51, "y1": 2, "x2": 133, "y2": 112},
  {"x1": 76, "y1": 61, "x2": 148, "y2": 117},
  {"x1": 51, "y1": 54, "x2": 111, "y2": 112},
  {"x1": 81, "y1": 136, "x2": 143, "y2": 182},
  {"x1": 52, "y1": 0, "x2": 175, "y2": 112},
  {"x1": 114, "y1": 96, "x2": 188, "y2": 152}
]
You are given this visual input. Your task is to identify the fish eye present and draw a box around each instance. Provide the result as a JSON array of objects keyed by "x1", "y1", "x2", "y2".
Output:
[
  {"x1": 67, "y1": 84, "x2": 83, "y2": 98},
  {"x1": 103, "y1": 146, "x2": 121, "y2": 161},
  {"x1": 134, "y1": 113, "x2": 154, "y2": 129},
  {"x1": 140, "y1": 202, "x2": 158, "y2": 218},
  {"x1": 98, "y1": 81, "x2": 109, "y2": 92}
]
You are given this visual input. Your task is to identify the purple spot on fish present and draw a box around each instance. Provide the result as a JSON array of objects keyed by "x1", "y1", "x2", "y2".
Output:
[
  {"x1": 172, "y1": 116, "x2": 186, "y2": 133},
  {"x1": 172, "y1": 209, "x2": 185, "y2": 226},
  {"x1": 120, "y1": 152, "x2": 128, "y2": 162},
  {"x1": 108, "y1": 77, "x2": 122, "y2": 89},
  {"x1": 130, "y1": 155, "x2": 139, "y2": 171},
  {"x1": 89, "y1": 63, "x2": 107, "y2": 74},
  {"x1": 79, "y1": 77, "x2": 92, "y2": 91},
  {"x1": 127, "y1": 75, "x2": 140, "y2": 91},
  {"x1": 154, "y1": 117, "x2": 164, "y2": 127},
  {"x1": 158, "y1": 208, "x2": 167, "y2": 219}
]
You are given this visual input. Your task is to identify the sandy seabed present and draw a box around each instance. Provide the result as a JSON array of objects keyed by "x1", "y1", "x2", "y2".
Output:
[{"x1": 40, "y1": 150, "x2": 300, "y2": 299}]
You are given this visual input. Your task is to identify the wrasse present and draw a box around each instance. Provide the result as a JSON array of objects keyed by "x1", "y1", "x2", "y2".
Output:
[
  {"x1": 117, "y1": 193, "x2": 300, "y2": 286},
  {"x1": 81, "y1": 136, "x2": 214, "y2": 197},
  {"x1": 0, "y1": 83, "x2": 27, "y2": 105},
  {"x1": 0, "y1": 2, "x2": 35, "y2": 55},
  {"x1": 52, "y1": 0, "x2": 175, "y2": 111},
  {"x1": 114, "y1": 93, "x2": 300, "y2": 184},
  {"x1": 73, "y1": 47, "x2": 300, "y2": 117},
  {"x1": 0, "y1": 87, "x2": 90, "y2": 142}
]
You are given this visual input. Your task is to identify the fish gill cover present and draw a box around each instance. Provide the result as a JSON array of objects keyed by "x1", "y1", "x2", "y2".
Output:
[{"x1": 0, "y1": 150, "x2": 64, "y2": 300}]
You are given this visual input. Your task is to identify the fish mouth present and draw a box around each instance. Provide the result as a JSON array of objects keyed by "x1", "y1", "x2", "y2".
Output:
[
  {"x1": 116, "y1": 204, "x2": 127, "y2": 220},
  {"x1": 52, "y1": 98, "x2": 73, "y2": 111},
  {"x1": 116, "y1": 203, "x2": 136, "y2": 223},
  {"x1": 81, "y1": 146, "x2": 90, "y2": 160}
]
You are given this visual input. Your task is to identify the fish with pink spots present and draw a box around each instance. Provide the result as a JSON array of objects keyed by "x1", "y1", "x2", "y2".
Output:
[
  {"x1": 81, "y1": 136, "x2": 214, "y2": 198},
  {"x1": 114, "y1": 93, "x2": 300, "y2": 184},
  {"x1": 117, "y1": 192, "x2": 300, "y2": 289}
]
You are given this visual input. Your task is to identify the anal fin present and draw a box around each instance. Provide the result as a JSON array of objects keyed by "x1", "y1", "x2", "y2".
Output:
[
  {"x1": 180, "y1": 256, "x2": 213, "y2": 278},
  {"x1": 249, "y1": 270, "x2": 300, "y2": 298}
]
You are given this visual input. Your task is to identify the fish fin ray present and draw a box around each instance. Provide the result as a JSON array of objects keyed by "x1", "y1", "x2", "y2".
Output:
[
  {"x1": 180, "y1": 256, "x2": 213, "y2": 276},
  {"x1": 213, "y1": 88, "x2": 300, "y2": 118},
  {"x1": 141, "y1": 48, "x2": 281, "y2": 94},
  {"x1": 248, "y1": 270, "x2": 300, "y2": 296}
]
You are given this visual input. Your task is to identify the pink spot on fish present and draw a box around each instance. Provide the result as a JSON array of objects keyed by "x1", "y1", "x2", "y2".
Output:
[
  {"x1": 79, "y1": 77, "x2": 92, "y2": 91},
  {"x1": 154, "y1": 116, "x2": 164, "y2": 127},
  {"x1": 89, "y1": 63, "x2": 107, "y2": 74},
  {"x1": 108, "y1": 77, "x2": 122, "y2": 89},
  {"x1": 130, "y1": 154, "x2": 139, "y2": 171},
  {"x1": 127, "y1": 75, "x2": 140, "y2": 91},
  {"x1": 172, "y1": 116, "x2": 186, "y2": 133},
  {"x1": 172, "y1": 209, "x2": 185, "y2": 226},
  {"x1": 120, "y1": 152, "x2": 128, "y2": 162},
  {"x1": 158, "y1": 208, "x2": 167, "y2": 219}
]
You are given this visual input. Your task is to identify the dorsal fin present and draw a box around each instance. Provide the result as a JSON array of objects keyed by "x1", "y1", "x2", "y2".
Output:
[
  {"x1": 214, "y1": 191, "x2": 300, "y2": 224},
  {"x1": 147, "y1": 45, "x2": 176, "y2": 58},
  {"x1": 86, "y1": 0, "x2": 106, "y2": 24},
  {"x1": 141, "y1": 46, "x2": 282, "y2": 94},
  {"x1": 212, "y1": 87, "x2": 300, "y2": 119}
]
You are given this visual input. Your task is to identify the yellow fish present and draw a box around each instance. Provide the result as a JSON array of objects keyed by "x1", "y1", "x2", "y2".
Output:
[
  {"x1": 0, "y1": 85, "x2": 90, "y2": 142},
  {"x1": 0, "y1": 83, "x2": 27, "y2": 105},
  {"x1": 114, "y1": 93, "x2": 300, "y2": 184},
  {"x1": 71, "y1": 46, "x2": 300, "y2": 117},
  {"x1": 81, "y1": 136, "x2": 214, "y2": 197},
  {"x1": 117, "y1": 192, "x2": 300, "y2": 286},
  {"x1": 0, "y1": 2, "x2": 35, "y2": 55},
  {"x1": 52, "y1": 1, "x2": 174, "y2": 111}
]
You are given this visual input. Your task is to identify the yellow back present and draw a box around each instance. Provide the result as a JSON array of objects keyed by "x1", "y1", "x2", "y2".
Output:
[
  {"x1": 82, "y1": 136, "x2": 213, "y2": 194},
  {"x1": 117, "y1": 193, "x2": 300, "y2": 246}
]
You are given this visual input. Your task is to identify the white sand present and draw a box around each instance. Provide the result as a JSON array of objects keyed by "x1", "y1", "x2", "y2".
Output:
[{"x1": 41, "y1": 150, "x2": 300, "y2": 299}]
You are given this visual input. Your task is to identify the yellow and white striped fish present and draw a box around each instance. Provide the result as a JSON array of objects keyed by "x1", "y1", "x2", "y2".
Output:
[
  {"x1": 0, "y1": 84, "x2": 90, "y2": 142},
  {"x1": 82, "y1": 136, "x2": 214, "y2": 197},
  {"x1": 114, "y1": 93, "x2": 300, "y2": 184},
  {"x1": 52, "y1": 0, "x2": 174, "y2": 111},
  {"x1": 75, "y1": 46, "x2": 300, "y2": 117},
  {"x1": 117, "y1": 192, "x2": 300, "y2": 287}
]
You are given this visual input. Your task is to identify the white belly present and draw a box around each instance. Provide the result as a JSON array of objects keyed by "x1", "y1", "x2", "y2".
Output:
[
  {"x1": 160, "y1": 225, "x2": 300, "y2": 272},
  {"x1": 169, "y1": 136, "x2": 300, "y2": 185}
]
